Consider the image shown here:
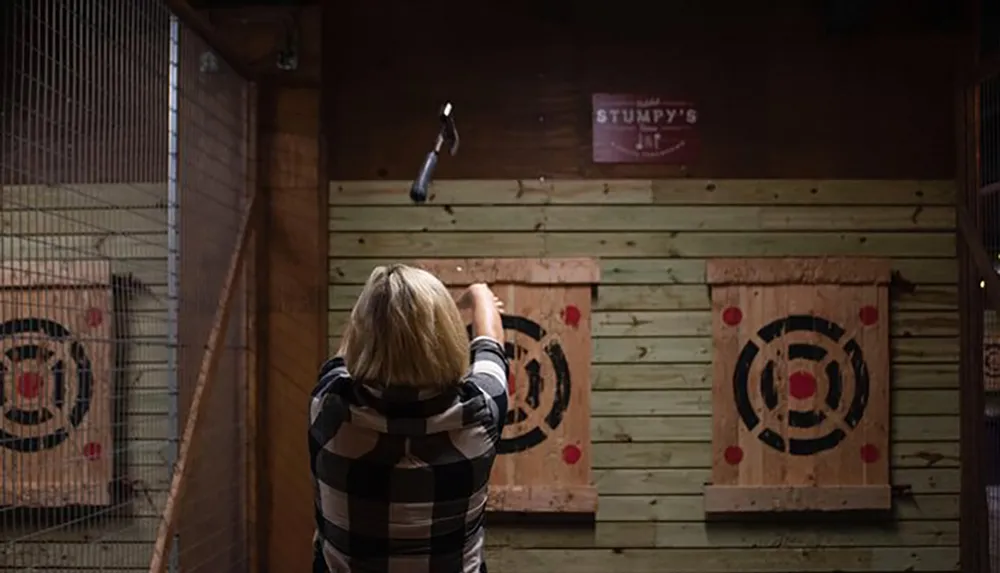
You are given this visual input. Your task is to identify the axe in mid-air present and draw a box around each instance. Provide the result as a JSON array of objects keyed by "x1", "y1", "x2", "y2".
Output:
[{"x1": 409, "y1": 102, "x2": 459, "y2": 203}]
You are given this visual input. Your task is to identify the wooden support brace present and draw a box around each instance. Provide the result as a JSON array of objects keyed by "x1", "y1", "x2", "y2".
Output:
[{"x1": 148, "y1": 192, "x2": 261, "y2": 573}]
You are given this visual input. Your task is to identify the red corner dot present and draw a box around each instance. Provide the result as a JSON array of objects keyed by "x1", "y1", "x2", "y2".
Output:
[
  {"x1": 789, "y1": 371, "x2": 817, "y2": 400},
  {"x1": 860, "y1": 444, "x2": 880, "y2": 464},
  {"x1": 85, "y1": 307, "x2": 104, "y2": 328},
  {"x1": 82, "y1": 442, "x2": 103, "y2": 461},
  {"x1": 859, "y1": 305, "x2": 879, "y2": 326},
  {"x1": 562, "y1": 444, "x2": 582, "y2": 465},
  {"x1": 724, "y1": 445, "x2": 744, "y2": 465},
  {"x1": 17, "y1": 372, "x2": 43, "y2": 399},
  {"x1": 561, "y1": 305, "x2": 582, "y2": 328},
  {"x1": 722, "y1": 306, "x2": 742, "y2": 327}
]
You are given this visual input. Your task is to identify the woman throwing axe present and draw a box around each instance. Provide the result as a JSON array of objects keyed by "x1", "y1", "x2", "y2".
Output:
[{"x1": 309, "y1": 264, "x2": 508, "y2": 573}]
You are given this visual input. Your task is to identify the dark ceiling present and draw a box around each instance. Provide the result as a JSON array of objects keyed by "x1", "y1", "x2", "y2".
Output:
[{"x1": 189, "y1": 0, "x2": 315, "y2": 8}]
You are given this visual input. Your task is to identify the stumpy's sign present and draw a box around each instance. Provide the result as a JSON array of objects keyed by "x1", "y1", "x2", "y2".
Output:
[{"x1": 591, "y1": 94, "x2": 699, "y2": 164}]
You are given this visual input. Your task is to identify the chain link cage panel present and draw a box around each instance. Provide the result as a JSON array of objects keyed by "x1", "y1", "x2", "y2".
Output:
[{"x1": 0, "y1": 1, "x2": 255, "y2": 571}]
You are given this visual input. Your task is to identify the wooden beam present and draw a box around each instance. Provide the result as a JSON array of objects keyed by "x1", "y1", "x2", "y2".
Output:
[{"x1": 147, "y1": 190, "x2": 262, "y2": 573}]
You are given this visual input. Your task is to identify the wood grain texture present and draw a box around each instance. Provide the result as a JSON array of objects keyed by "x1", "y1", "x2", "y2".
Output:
[
  {"x1": 331, "y1": 257, "x2": 958, "y2": 286},
  {"x1": 327, "y1": 175, "x2": 959, "y2": 570},
  {"x1": 329, "y1": 205, "x2": 955, "y2": 232},
  {"x1": 260, "y1": 86, "x2": 326, "y2": 573},
  {"x1": 330, "y1": 180, "x2": 956, "y2": 206},
  {"x1": 330, "y1": 231, "x2": 955, "y2": 258}
]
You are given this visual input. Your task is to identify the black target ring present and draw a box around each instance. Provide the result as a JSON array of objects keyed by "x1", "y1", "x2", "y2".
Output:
[
  {"x1": 467, "y1": 314, "x2": 571, "y2": 455},
  {"x1": 0, "y1": 318, "x2": 93, "y2": 452},
  {"x1": 732, "y1": 314, "x2": 870, "y2": 456}
]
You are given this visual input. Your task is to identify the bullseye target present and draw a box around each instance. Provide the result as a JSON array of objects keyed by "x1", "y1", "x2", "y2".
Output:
[
  {"x1": 705, "y1": 257, "x2": 892, "y2": 514},
  {"x1": 986, "y1": 344, "x2": 1000, "y2": 376},
  {"x1": 0, "y1": 318, "x2": 94, "y2": 453},
  {"x1": 0, "y1": 261, "x2": 114, "y2": 508},
  {"x1": 731, "y1": 314, "x2": 871, "y2": 457},
  {"x1": 467, "y1": 314, "x2": 571, "y2": 455},
  {"x1": 985, "y1": 338, "x2": 1000, "y2": 391}
]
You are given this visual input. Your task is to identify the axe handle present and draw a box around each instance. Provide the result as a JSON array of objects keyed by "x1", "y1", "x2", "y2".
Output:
[{"x1": 410, "y1": 151, "x2": 439, "y2": 203}]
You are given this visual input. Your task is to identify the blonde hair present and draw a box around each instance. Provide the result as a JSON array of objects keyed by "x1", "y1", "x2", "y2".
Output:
[{"x1": 342, "y1": 264, "x2": 469, "y2": 389}]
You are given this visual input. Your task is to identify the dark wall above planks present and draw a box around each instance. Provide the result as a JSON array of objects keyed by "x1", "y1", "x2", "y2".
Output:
[{"x1": 324, "y1": 0, "x2": 967, "y2": 180}]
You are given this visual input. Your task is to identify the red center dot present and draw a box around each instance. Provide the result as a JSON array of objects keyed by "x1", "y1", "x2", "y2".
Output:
[
  {"x1": 722, "y1": 306, "x2": 743, "y2": 327},
  {"x1": 788, "y1": 371, "x2": 817, "y2": 400},
  {"x1": 724, "y1": 446, "x2": 744, "y2": 465},
  {"x1": 17, "y1": 373, "x2": 43, "y2": 399},
  {"x1": 562, "y1": 445, "x2": 582, "y2": 465},
  {"x1": 85, "y1": 307, "x2": 103, "y2": 328},
  {"x1": 82, "y1": 442, "x2": 102, "y2": 461},
  {"x1": 561, "y1": 305, "x2": 582, "y2": 328},
  {"x1": 859, "y1": 305, "x2": 879, "y2": 326},
  {"x1": 860, "y1": 443, "x2": 880, "y2": 464},
  {"x1": 507, "y1": 374, "x2": 516, "y2": 397}
]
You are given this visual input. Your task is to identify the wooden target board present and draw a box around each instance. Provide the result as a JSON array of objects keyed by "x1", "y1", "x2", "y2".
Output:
[
  {"x1": 704, "y1": 258, "x2": 891, "y2": 513},
  {"x1": 986, "y1": 337, "x2": 1000, "y2": 392},
  {"x1": 985, "y1": 311, "x2": 1000, "y2": 392},
  {"x1": 0, "y1": 262, "x2": 113, "y2": 507},
  {"x1": 417, "y1": 258, "x2": 599, "y2": 514}
]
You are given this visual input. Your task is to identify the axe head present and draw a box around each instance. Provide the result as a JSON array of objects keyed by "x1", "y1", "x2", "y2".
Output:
[{"x1": 439, "y1": 102, "x2": 459, "y2": 156}]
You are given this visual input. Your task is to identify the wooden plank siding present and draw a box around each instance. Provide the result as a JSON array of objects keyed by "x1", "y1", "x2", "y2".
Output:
[
  {"x1": 0, "y1": 183, "x2": 171, "y2": 570},
  {"x1": 327, "y1": 178, "x2": 961, "y2": 572}
]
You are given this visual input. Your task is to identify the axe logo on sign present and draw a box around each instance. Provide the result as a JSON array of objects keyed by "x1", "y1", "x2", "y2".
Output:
[{"x1": 467, "y1": 314, "x2": 571, "y2": 455}]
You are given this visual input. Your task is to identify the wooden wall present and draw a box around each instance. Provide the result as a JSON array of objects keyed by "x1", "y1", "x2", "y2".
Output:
[
  {"x1": 316, "y1": 1, "x2": 967, "y2": 572},
  {"x1": 0, "y1": 183, "x2": 173, "y2": 570},
  {"x1": 327, "y1": 179, "x2": 960, "y2": 572}
]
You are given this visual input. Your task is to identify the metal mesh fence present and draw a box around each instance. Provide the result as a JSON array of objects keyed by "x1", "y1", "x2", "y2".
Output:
[{"x1": 0, "y1": 1, "x2": 254, "y2": 571}]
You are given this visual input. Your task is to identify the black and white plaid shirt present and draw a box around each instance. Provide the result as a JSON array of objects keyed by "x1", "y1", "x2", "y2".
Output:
[{"x1": 309, "y1": 336, "x2": 509, "y2": 573}]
